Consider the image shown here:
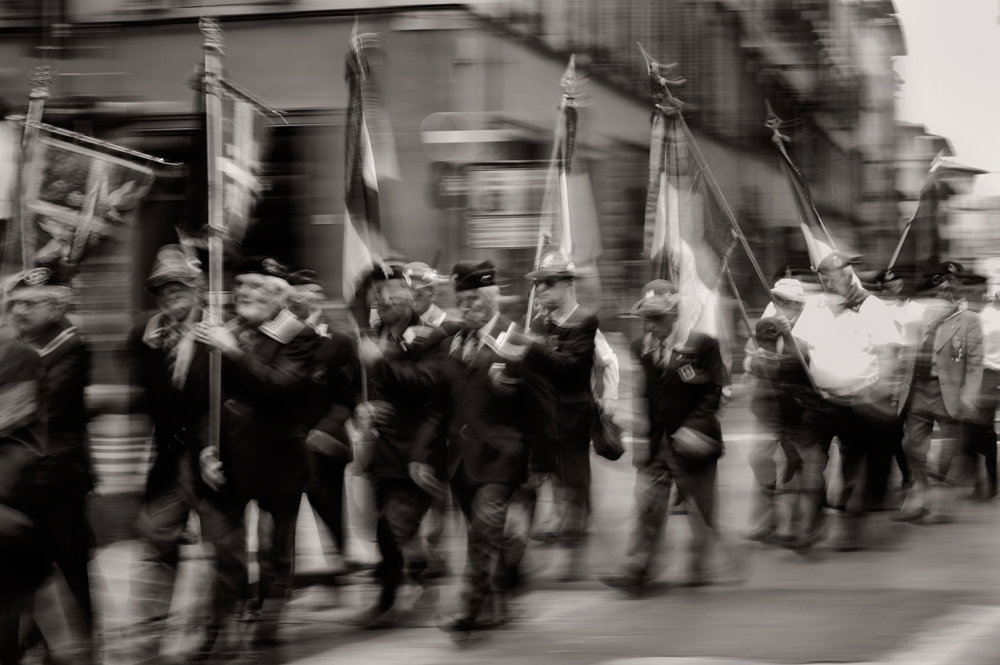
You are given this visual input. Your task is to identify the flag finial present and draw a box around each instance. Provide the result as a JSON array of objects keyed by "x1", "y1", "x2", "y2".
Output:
[
  {"x1": 765, "y1": 100, "x2": 788, "y2": 146},
  {"x1": 637, "y1": 43, "x2": 684, "y2": 111},
  {"x1": 560, "y1": 54, "x2": 577, "y2": 99},
  {"x1": 200, "y1": 17, "x2": 225, "y2": 54}
]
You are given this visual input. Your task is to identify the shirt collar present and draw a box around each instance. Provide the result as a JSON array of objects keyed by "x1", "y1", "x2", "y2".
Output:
[
  {"x1": 421, "y1": 303, "x2": 447, "y2": 328},
  {"x1": 474, "y1": 313, "x2": 500, "y2": 342}
]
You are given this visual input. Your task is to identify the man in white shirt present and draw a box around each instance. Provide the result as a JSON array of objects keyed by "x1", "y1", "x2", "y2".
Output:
[{"x1": 778, "y1": 251, "x2": 900, "y2": 551}]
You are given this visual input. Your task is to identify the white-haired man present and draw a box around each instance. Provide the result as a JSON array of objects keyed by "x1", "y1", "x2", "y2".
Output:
[{"x1": 194, "y1": 256, "x2": 314, "y2": 653}]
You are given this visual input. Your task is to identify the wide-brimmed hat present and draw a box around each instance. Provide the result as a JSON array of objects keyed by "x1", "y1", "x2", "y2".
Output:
[
  {"x1": 631, "y1": 279, "x2": 680, "y2": 318},
  {"x1": 452, "y1": 260, "x2": 497, "y2": 292},
  {"x1": 526, "y1": 252, "x2": 576, "y2": 281},
  {"x1": 145, "y1": 245, "x2": 204, "y2": 294}
]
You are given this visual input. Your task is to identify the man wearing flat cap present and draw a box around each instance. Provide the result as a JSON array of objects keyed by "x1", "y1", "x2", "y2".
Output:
[
  {"x1": 602, "y1": 280, "x2": 733, "y2": 591},
  {"x1": 435, "y1": 259, "x2": 531, "y2": 635},
  {"x1": 286, "y1": 270, "x2": 362, "y2": 573},
  {"x1": 126, "y1": 244, "x2": 219, "y2": 663},
  {"x1": 193, "y1": 256, "x2": 314, "y2": 651},
  {"x1": 892, "y1": 264, "x2": 983, "y2": 523},
  {"x1": 510, "y1": 251, "x2": 598, "y2": 581},
  {"x1": 742, "y1": 275, "x2": 809, "y2": 545},
  {"x1": 350, "y1": 264, "x2": 450, "y2": 628},
  {"x1": 779, "y1": 249, "x2": 900, "y2": 550},
  {"x1": 8, "y1": 266, "x2": 95, "y2": 659}
]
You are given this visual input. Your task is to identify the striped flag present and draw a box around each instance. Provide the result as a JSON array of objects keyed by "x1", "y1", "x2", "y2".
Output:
[
  {"x1": 768, "y1": 115, "x2": 838, "y2": 271},
  {"x1": 644, "y1": 91, "x2": 737, "y2": 352},
  {"x1": 343, "y1": 24, "x2": 391, "y2": 326}
]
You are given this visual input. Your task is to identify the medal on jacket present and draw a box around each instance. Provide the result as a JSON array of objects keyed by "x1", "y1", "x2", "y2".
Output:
[
  {"x1": 953, "y1": 337, "x2": 963, "y2": 362},
  {"x1": 679, "y1": 364, "x2": 696, "y2": 381}
]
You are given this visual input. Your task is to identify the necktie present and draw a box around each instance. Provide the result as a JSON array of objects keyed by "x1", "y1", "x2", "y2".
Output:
[{"x1": 462, "y1": 333, "x2": 479, "y2": 364}]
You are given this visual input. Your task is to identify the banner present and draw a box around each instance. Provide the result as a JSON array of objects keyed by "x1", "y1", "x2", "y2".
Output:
[
  {"x1": 20, "y1": 133, "x2": 154, "y2": 274},
  {"x1": 216, "y1": 81, "x2": 271, "y2": 253}
]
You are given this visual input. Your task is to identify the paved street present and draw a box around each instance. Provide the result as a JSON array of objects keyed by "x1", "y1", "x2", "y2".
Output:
[{"x1": 27, "y1": 334, "x2": 1000, "y2": 664}]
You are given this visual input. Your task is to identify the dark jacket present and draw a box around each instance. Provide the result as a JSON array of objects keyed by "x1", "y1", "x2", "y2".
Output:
[
  {"x1": 304, "y1": 328, "x2": 360, "y2": 447},
  {"x1": 437, "y1": 316, "x2": 529, "y2": 486},
  {"x1": 367, "y1": 314, "x2": 449, "y2": 481},
  {"x1": 213, "y1": 309, "x2": 315, "y2": 501},
  {"x1": 522, "y1": 304, "x2": 598, "y2": 450},
  {"x1": 31, "y1": 317, "x2": 92, "y2": 497},
  {"x1": 631, "y1": 330, "x2": 726, "y2": 465},
  {"x1": 129, "y1": 310, "x2": 210, "y2": 501}
]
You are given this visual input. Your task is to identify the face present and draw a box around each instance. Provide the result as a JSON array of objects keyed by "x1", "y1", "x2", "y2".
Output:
[
  {"x1": 773, "y1": 295, "x2": 804, "y2": 321},
  {"x1": 10, "y1": 294, "x2": 60, "y2": 339},
  {"x1": 534, "y1": 277, "x2": 572, "y2": 311},
  {"x1": 156, "y1": 282, "x2": 198, "y2": 321},
  {"x1": 819, "y1": 264, "x2": 854, "y2": 297},
  {"x1": 644, "y1": 310, "x2": 678, "y2": 341},
  {"x1": 234, "y1": 273, "x2": 284, "y2": 324},
  {"x1": 456, "y1": 289, "x2": 496, "y2": 330},
  {"x1": 372, "y1": 280, "x2": 413, "y2": 327},
  {"x1": 413, "y1": 285, "x2": 435, "y2": 316}
]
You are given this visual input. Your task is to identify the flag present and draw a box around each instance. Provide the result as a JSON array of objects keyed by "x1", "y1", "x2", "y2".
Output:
[
  {"x1": 643, "y1": 97, "x2": 737, "y2": 353},
  {"x1": 343, "y1": 24, "x2": 392, "y2": 326},
  {"x1": 19, "y1": 130, "x2": 154, "y2": 277},
  {"x1": 769, "y1": 119, "x2": 838, "y2": 271}
]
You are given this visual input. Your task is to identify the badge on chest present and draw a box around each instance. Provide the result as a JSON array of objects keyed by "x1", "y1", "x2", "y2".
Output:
[{"x1": 678, "y1": 363, "x2": 697, "y2": 382}]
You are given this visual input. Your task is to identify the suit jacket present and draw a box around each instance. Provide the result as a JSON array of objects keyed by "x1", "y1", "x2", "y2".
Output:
[
  {"x1": 367, "y1": 313, "x2": 450, "y2": 481},
  {"x1": 31, "y1": 317, "x2": 92, "y2": 497},
  {"x1": 522, "y1": 304, "x2": 598, "y2": 448},
  {"x1": 129, "y1": 310, "x2": 210, "y2": 501},
  {"x1": 437, "y1": 316, "x2": 529, "y2": 486},
  {"x1": 896, "y1": 305, "x2": 983, "y2": 420},
  {"x1": 213, "y1": 309, "x2": 315, "y2": 501},
  {"x1": 304, "y1": 329, "x2": 360, "y2": 447},
  {"x1": 631, "y1": 330, "x2": 725, "y2": 465}
]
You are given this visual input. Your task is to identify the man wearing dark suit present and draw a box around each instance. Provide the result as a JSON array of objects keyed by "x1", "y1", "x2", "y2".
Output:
[
  {"x1": 287, "y1": 270, "x2": 360, "y2": 571},
  {"x1": 126, "y1": 245, "x2": 217, "y2": 664},
  {"x1": 350, "y1": 265, "x2": 449, "y2": 627},
  {"x1": 517, "y1": 252, "x2": 598, "y2": 581},
  {"x1": 601, "y1": 280, "x2": 729, "y2": 592},
  {"x1": 436, "y1": 260, "x2": 530, "y2": 635},
  {"x1": 893, "y1": 263, "x2": 983, "y2": 523},
  {"x1": 195, "y1": 257, "x2": 314, "y2": 651},
  {"x1": 0, "y1": 333, "x2": 53, "y2": 665},
  {"x1": 9, "y1": 267, "x2": 94, "y2": 662}
]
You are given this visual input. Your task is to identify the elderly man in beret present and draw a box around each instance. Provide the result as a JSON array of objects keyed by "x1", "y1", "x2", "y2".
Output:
[
  {"x1": 349, "y1": 264, "x2": 450, "y2": 628},
  {"x1": 434, "y1": 260, "x2": 531, "y2": 635},
  {"x1": 601, "y1": 280, "x2": 732, "y2": 592},
  {"x1": 286, "y1": 269, "x2": 362, "y2": 573},
  {"x1": 891, "y1": 264, "x2": 984, "y2": 524},
  {"x1": 8, "y1": 266, "x2": 95, "y2": 661},
  {"x1": 194, "y1": 256, "x2": 314, "y2": 652}
]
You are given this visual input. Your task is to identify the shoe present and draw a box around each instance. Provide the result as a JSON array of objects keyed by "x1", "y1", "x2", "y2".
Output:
[
  {"x1": 889, "y1": 508, "x2": 929, "y2": 523},
  {"x1": 741, "y1": 525, "x2": 776, "y2": 543},
  {"x1": 436, "y1": 613, "x2": 475, "y2": 634},
  {"x1": 530, "y1": 529, "x2": 560, "y2": 545},
  {"x1": 922, "y1": 513, "x2": 954, "y2": 526},
  {"x1": 599, "y1": 571, "x2": 644, "y2": 591}
]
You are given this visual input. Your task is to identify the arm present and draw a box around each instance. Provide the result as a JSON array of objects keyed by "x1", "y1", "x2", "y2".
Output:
[
  {"x1": 524, "y1": 316, "x2": 598, "y2": 384},
  {"x1": 961, "y1": 316, "x2": 985, "y2": 419},
  {"x1": 44, "y1": 337, "x2": 90, "y2": 442},
  {"x1": 312, "y1": 335, "x2": 360, "y2": 442},
  {"x1": 630, "y1": 343, "x2": 651, "y2": 468},
  {"x1": 227, "y1": 334, "x2": 312, "y2": 404}
]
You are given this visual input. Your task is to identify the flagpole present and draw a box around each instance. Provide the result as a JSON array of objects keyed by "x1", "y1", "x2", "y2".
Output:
[
  {"x1": 526, "y1": 55, "x2": 577, "y2": 328},
  {"x1": 201, "y1": 17, "x2": 225, "y2": 457}
]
